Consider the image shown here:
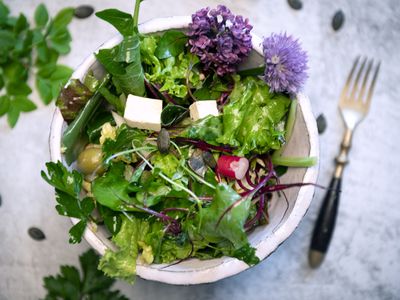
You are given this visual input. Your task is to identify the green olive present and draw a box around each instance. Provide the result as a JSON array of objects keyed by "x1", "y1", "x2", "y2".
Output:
[{"x1": 77, "y1": 145, "x2": 103, "y2": 175}]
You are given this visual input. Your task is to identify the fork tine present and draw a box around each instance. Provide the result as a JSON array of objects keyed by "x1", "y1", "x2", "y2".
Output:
[
  {"x1": 357, "y1": 59, "x2": 373, "y2": 102},
  {"x1": 365, "y1": 61, "x2": 381, "y2": 109},
  {"x1": 349, "y1": 57, "x2": 367, "y2": 101},
  {"x1": 340, "y1": 56, "x2": 360, "y2": 100}
]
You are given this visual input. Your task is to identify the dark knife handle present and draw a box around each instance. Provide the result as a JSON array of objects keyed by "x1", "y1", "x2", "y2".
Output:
[{"x1": 309, "y1": 176, "x2": 341, "y2": 268}]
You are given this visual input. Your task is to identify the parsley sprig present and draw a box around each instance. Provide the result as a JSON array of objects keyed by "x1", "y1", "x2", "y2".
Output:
[
  {"x1": 42, "y1": 249, "x2": 128, "y2": 300},
  {"x1": 41, "y1": 161, "x2": 95, "y2": 244}
]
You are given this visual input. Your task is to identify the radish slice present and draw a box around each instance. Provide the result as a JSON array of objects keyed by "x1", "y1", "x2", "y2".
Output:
[{"x1": 217, "y1": 155, "x2": 249, "y2": 180}]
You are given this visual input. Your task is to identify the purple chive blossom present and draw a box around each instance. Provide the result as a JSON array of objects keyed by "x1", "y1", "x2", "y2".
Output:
[
  {"x1": 188, "y1": 5, "x2": 253, "y2": 76},
  {"x1": 263, "y1": 33, "x2": 308, "y2": 94}
]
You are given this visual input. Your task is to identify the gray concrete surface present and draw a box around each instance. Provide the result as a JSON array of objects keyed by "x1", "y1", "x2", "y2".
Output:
[{"x1": 1, "y1": 0, "x2": 399, "y2": 299}]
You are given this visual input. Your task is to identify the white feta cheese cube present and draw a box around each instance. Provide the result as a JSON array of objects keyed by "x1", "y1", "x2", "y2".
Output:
[
  {"x1": 189, "y1": 100, "x2": 219, "y2": 121},
  {"x1": 123, "y1": 95, "x2": 163, "y2": 131}
]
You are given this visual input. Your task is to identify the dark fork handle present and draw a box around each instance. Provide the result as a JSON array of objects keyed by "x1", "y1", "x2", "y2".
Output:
[{"x1": 309, "y1": 176, "x2": 341, "y2": 268}]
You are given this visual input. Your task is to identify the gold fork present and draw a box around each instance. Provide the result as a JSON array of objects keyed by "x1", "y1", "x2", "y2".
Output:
[{"x1": 309, "y1": 57, "x2": 381, "y2": 268}]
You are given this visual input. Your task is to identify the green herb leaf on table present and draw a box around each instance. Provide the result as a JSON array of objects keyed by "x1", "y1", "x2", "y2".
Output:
[
  {"x1": 34, "y1": 3, "x2": 49, "y2": 28},
  {"x1": 43, "y1": 249, "x2": 128, "y2": 300},
  {"x1": 52, "y1": 7, "x2": 74, "y2": 28},
  {"x1": 0, "y1": 2, "x2": 73, "y2": 127}
]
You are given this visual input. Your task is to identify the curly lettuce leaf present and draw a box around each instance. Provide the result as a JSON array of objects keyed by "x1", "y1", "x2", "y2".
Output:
[
  {"x1": 140, "y1": 35, "x2": 201, "y2": 100},
  {"x1": 217, "y1": 76, "x2": 291, "y2": 155},
  {"x1": 98, "y1": 216, "x2": 150, "y2": 284},
  {"x1": 157, "y1": 234, "x2": 192, "y2": 263}
]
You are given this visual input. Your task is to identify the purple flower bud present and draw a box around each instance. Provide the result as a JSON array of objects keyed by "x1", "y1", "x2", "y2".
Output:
[{"x1": 188, "y1": 5, "x2": 253, "y2": 76}]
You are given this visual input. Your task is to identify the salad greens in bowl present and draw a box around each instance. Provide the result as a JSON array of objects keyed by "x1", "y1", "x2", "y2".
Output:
[{"x1": 43, "y1": 1, "x2": 318, "y2": 285}]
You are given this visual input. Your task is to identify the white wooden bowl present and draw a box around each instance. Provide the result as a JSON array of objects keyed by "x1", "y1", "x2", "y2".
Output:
[{"x1": 49, "y1": 16, "x2": 319, "y2": 285}]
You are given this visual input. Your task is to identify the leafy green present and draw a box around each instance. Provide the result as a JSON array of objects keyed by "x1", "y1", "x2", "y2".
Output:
[
  {"x1": 161, "y1": 104, "x2": 188, "y2": 127},
  {"x1": 193, "y1": 74, "x2": 231, "y2": 100},
  {"x1": 99, "y1": 216, "x2": 150, "y2": 283},
  {"x1": 102, "y1": 124, "x2": 147, "y2": 162},
  {"x1": 34, "y1": 4, "x2": 49, "y2": 28},
  {"x1": 96, "y1": 38, "x2": 145, "y2": 96},
  {"x1": 136, "y1": 175, "x2": 171, "y2": 207},
  {"x1": 155, "y1": 30, "x2": 188, "y2": 59},
  {"x1": 52, "y1": 7, "x2": 74, "y2": 28},
  {"x1": 41, "y1": 162, "x2": 95, "y2": 243},
  {"x1": 157, "y1": 234, "x2": 192, "y2": 263},
  {"x1": 92, "y1": 162, "x2": 139, "y2": 211},
  {"x1": 199, "y1": 184, "x2": 251, "y2": 248},
  {"x1": 42, "y1": 249, "x2": 128, "y2": 300},
  {"x1": 217, "y1": 76, "x2": 291, "y2": 155},
  {"x1": 192, "y1": 169, "x2": 218, "y2": 197},
  {"x1": 95, "y1": 6, "x2": 145, "y2": 97},
  {"x1": 0, "y1": 2, "x2": 73, "y2": 127},
  {"x1": 230, "y1": 243, "x2": 260, "y2": 265},
  {"x1": 0, "y1": 95, "x2": 10, "y2": 116},
  {"x1": 98, "y1": 204, "x2": 122, "y2": 235},
  {"x1": 56, "y1": 79, "x2": 93, "y2": 123},
  {"x1": 99, "y1": 85, "x2": 126, "y2": 114},
  {"x1": 62, "y1": 76, "x2": 110, "y2": 165},
  {"x1": 86, "y1": 111, "x2": 115, "y2": 143},
  {"x1": 116, "y1": 35, "x2": 140, "y2": 64},
  {"x1": 141, "y1": 35, "x2": 201, "y2": 100},
  {"x1": 182, "y1": 115, "x2": 223, "y2": 143},
  {"x1": 95, "y1": 9, "x2": 134, "y2": 37},
  {"x1": 151, "y1": 153, "x2": 181, "y2": 178},
  {"x1": 83, "y1": 71, "x2": 100, "y2": 93}
]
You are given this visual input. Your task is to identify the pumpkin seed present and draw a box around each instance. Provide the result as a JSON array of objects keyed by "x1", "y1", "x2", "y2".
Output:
[
  {"x1": 28, "y1": 227, "x2": 46, "y2": 241},
  {"x1": 74, "y1": 5, "x2": 95, "y2": 19},
  {"x1": 316, "y1": 114, "x2": 327, "y2": 134},
  {"x1": 202, "y1": 151, "x2": 216, "y2": 169},
  {"x1": 332, "y1": 10, "x2": 345, "y2": 31},
  {"x1": 287, "y1": 0, "x2": 303, "y2": 10},
  {"x1": 157, "y1": 128, "x2": 170, "y2": 154},
  {"x1": 189, "y1": 149, "x2": 207, "y2": 177}
]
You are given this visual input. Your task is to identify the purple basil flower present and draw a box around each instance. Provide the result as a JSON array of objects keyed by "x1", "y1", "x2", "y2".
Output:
[
  {"x1": 188, "y1": 5, "x2": 253, "y2": 76},
  {"x1": 263, "y1": 33, "x2": 308, "y2": 94}
]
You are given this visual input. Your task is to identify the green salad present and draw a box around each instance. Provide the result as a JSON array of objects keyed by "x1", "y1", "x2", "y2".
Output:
[{"x1": 42, "y1": 0, "x2": 316, "y2": 283}]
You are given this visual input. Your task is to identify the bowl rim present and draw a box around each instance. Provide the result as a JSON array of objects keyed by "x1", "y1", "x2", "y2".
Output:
[{"x1": 49, "y1": 16, "x2": 319, "y2": 285}]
